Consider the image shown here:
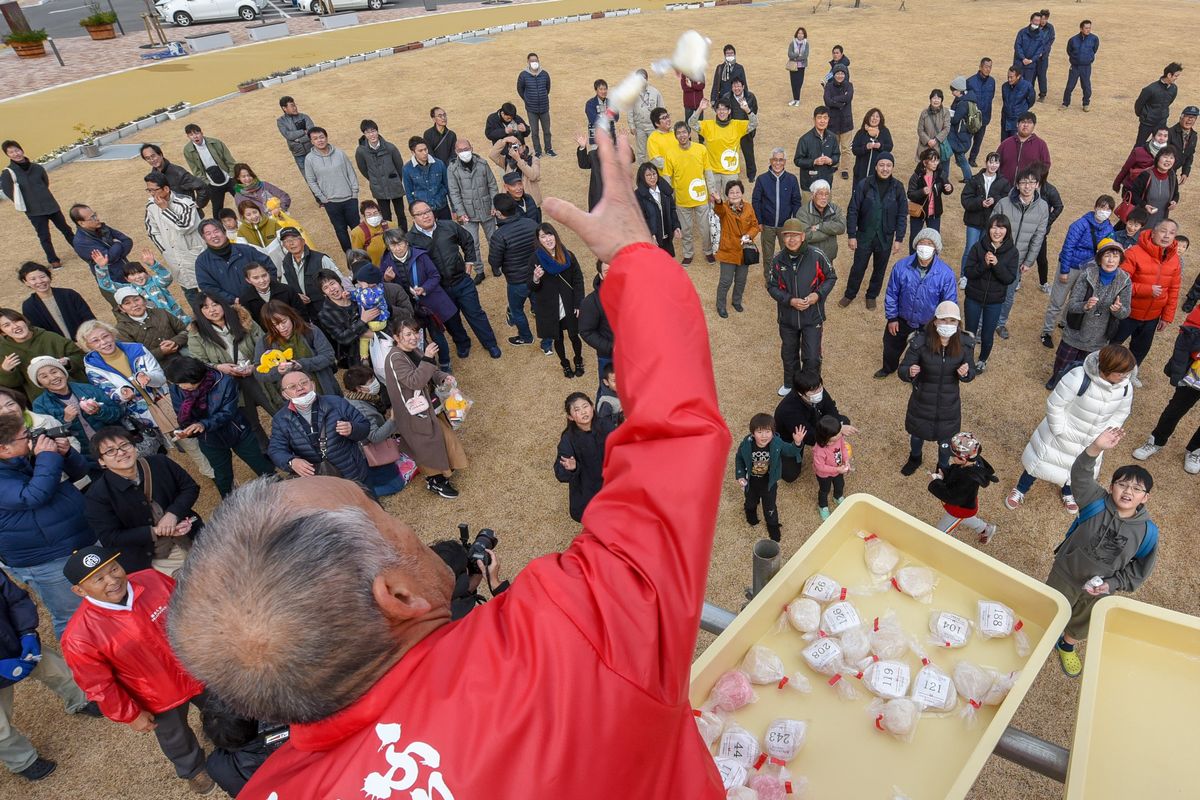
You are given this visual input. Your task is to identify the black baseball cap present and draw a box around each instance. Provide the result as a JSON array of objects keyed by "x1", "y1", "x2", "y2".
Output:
[
  {"x1": 503, "y1": 171, "x2": 524, "y2": 185},
  {"x1": 63, "y1": 545, "x2": 121, "y2": 585},
  {"x1": 1183, "y1": 105, "x2": 1199, "y2": 117},
  {"x1": 279, "y1": 226, "x2": 303, "y2": 240}
]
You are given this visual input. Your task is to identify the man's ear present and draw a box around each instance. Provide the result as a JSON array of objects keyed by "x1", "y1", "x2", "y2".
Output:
[{"x1": 372, "y1": 570, "x2": 433, "y2": 623}]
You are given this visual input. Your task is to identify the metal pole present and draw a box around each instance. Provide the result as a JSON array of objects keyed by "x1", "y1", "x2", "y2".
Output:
[
  {"x1": 106, "y1": 0, "x2": 125, "y2": 35},
  {"x1": 46, "y1": 36, "x2": 65, "y2": 66},
  {"x1": 698, "y1": 602, "x2": 1070, "y2": 783},
  {"x1": 748, "y1": 539, "x2": 781, "y2": 600}
]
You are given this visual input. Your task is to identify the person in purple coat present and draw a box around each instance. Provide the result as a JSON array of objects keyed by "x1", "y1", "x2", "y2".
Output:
[{"x1": 380, "y1": 229, "x2": 467, "y2": 371}]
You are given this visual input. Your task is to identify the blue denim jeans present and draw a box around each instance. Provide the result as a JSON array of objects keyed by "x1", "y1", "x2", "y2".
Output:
[
  {"x1": 445, "y1": 274, "x2": 498, "y2": 350},
  {"x1": 998, "y1": 271, "x2": 1022, "y2": 327},
  {"x1": 953, "y1": 151, "x2": 973, "y2": 182},
  {"x1": 505, "y1": 281, "x2": 534, "y2": 341},
  {"x1": 963, "y1": 296, "x2": 1003, "y2": 362},
  {"x1": 1017, "y1": 469, "x2": 1072, "y2": 496},
  {"x1": 960, "y1": 226, "x2": 983, "y2": 273},
  {"x1": 4, "y1": 554, "x2": 88, "y2": 639}
]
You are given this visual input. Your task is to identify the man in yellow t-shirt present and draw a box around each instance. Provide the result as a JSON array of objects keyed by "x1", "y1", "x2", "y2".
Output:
[
  {"x1": 661, "y1": 122, "x2": 715, "y2": 264},
  {"x1": 688, "y1": 98, "x2": 758, "y2": 194},
  {"x1": 646, "y1": 108, "x2": 679, "y2": 172}
]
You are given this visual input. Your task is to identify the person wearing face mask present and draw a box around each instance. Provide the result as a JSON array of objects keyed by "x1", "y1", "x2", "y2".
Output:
[
  {"x1": 1013, "y1": 12, "x2": 1046, "y2": 87},
  {"x1": 517, "y1": 53, "x2": 555, "y2": 158},
  {"x1": 962, "y1": 215, "x2": 1019, "y2": 374},
  {"x1": 354, "y1": 121, "x2": 407, "y2": 232},
  {"x1": 878, "y1": 228, "x2": 958, "y2": 380},
  {"x1": 341, "y1": 365, "x2": 411, "y2": 498},
  {"x1": 348, "y1": 201, "x2": 391, "y2": 266},
  {"x1": 773, "y1": 369, "x2": 856, "y2": 481},
  {"x1": 447, "y1": 139, "x2": 498, "y2": 259},
  {"x1": 1114, "y1": 127, "x2": 1172, "y2": 196},
  {"x1": 711, "y1": 44, "x2": 748, "y2": 103},
  {"x1": 269, "y1": 368, "x2": 370, "y2": 486},
  {"x1": 1051, "y1": 239, "x2": 1133, "y2": 388},
  {"x1": 898, "y1": 301, "x2": 975, "y2": 475},
  {"x1": 1044, "y1": 197, "x2": 1118, "y2": 348}
]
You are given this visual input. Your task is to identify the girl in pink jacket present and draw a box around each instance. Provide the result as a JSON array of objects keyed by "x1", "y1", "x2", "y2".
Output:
[{"x1": 812, "y1": 415, "x2": 852, "y2": 519}]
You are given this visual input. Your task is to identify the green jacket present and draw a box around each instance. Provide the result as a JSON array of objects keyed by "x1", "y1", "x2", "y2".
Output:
[
  {"x1": 116, "y1": 307, "x2": 189, "y2": 364},
  {"x1": 735, "y1": 434, "x2": 803, "y2": 489},
  {"x1": 183, "y1": 137, "x2": 237, "y2": 182},
  {"x1": 0, "y1": 327, "x2": 87, "y2": 401}
]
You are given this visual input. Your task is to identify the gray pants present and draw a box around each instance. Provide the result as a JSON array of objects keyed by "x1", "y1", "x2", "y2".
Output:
[
  {"x1": 936, "y1": 511, "x2": 989, "y2": 537},
  {"x1": 461, "y1": 217, "x2": 498, "y2": 265},
  {"x1": 760, "y1": 225, "x2": 786, "y2": 277},
  {"x1": 527, "y1": 110, "x2": 552, "y2": 155},
  {"x1": 634, "y1": 127, "x2": 652, "y2": 164},
  {"x1": 779, "y1": 323, "x2": 823, "y2": 388},
  {"x1": 0, "y1": 650, "x2": 89, "y2": 772},
  {"x1": 677, "y1": 204, "x2": 712, "y2": 259},
  {"x1": 714, "y1": 173, "x2": 741, "y2": 195},
  {"x1": 717, "y1": 261, "x2": 749, "y2": 313},
  {"x1": 153, "y1": 692, "x2": 210, "y2": 779},
  {"x1": 1042, "y1": 269, "x2": 1081, "y2": 335}
]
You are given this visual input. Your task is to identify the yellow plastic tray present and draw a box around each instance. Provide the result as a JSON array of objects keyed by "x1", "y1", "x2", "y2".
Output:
[
  {"x1": 1065, "y1": 595, "x2": 1200, "y2": 799},
  {"x1": 690, "y1": 494, "x2": 1070, "y2": 799}
]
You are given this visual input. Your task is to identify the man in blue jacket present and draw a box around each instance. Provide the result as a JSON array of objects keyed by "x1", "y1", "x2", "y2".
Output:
[
  {"x1": 517, "y1": 53, "x2": 555, "y2": 158},
  {"x1": 752, "y1": 148, "x2": 803, "y2": 268},
  {"x1": 194, "y1": 220, "x2": 276, "y2": 306},
  {"x1": 842, "y1": 152, "x2": 906, "y2": 309},
  {"x1": 70, "y1": 203, "x2": 133, "y2": 288},
  {"x1": 1013, "y1": 12, "x2": 1045, "y2": 86},
  {"x1": 402, "y1": 137, "x2": 450, "y2": 221},
  {"x1": 269, "y1": 370, "x2": 371, "y2": 487},
  {"x1": 966, "y1": 58, "x2": 996, "y2": 166},
  {"x1": 0, "y1": 415, "x2": 96, "y2": 638},
  {"x1": 1062, "y1": 19, "x2": 1099, "y2": 110},
  {"x1": 1042, "y1": 196, "x2": 1116, "y2": 346},
  {"x1": 876, "y1": 227, "x2": 957, "y2": 378},
  {"x1": 1001, "y1": 67, "x2": 1037, "y2": 140},
  {"x1": 1035, "y1": 9, "x2": 1055, "y2": 100}
]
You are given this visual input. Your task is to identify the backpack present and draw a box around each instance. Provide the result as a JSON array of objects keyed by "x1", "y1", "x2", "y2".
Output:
[
  {"x1": 964, "y1": 101, "x2": 983, "y2": 135},
  {"x1": 1046, "y1": 360, "x2": 1092, "y2": 394},
  {"x1": 1056, "y1": 497, "x2": 1158, "y2": 560}
]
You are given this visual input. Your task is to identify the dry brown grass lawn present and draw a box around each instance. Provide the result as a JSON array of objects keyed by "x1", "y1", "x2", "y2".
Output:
[{"x1": 1, "y1": 1, "x2": 1198, "y2": 797}]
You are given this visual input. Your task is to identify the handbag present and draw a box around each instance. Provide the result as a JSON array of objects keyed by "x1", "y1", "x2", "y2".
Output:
[
  {"x1": 742, "y1": 244, "x2": 760, "y2": 266},
  {"x1": 363, "y1": 436, "x2": 403, "y2": 467},
  {"x1": 908, "y1": 201, "x2": 925, "y2": 218},
  {"x1": 314, "y1": 432, "x2": 342, "y2": 478},
  {"x1": 4, "y1": 168, "x2": 25, "y2": 212},
  {"x1": 1114, "y1": 192, "x2": 1136, "y2": 223},
  {"x1": 139, "y1": 457, "x2": 194, "y2": 563},
  {"x1": 938, "y1": 139, "x2": 953, "y2": 163},
  {"x1": 786, "y1": 59, "x2": 799, "y2": 72}
]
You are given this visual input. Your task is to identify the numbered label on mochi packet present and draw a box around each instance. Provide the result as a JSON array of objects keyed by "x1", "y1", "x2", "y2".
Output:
[
  {"x1": 865, "y1": 660, "x2": 911, "y2": 699},
  {"x1": 821, "y1": 601, "x2": 861, "y2": 636},
  {"x1": 978, "y1": 601, "x2": 1015, "y2": 637},
  {"x1": 911, "y1": 665, "x2": 956, "y2": 711},
  {"x1": 932, "y1": 611, "x2": 971, "y2": 647},
  {"x1": 802, "y1": 573, "x2": 843, "y2": 603},
  {"x1": 802, "y1": 637, "x2": 842, "y2": 671},
  {"x1": 714, "y1": 757, "x2": 748, "y2": 790}
]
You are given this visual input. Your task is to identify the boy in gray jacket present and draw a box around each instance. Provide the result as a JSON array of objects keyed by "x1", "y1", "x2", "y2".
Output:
[{"x1": 1047, "y1": 427, "x2": 1158, "y2": 677}]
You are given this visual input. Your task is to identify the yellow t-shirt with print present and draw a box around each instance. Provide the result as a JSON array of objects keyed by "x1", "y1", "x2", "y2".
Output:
[
  {"x1": 698, "y1": 118, "x2": 750, "y2": 175},
  {"x1": 647, "y1": 130, "x2": 680, "y2": 168},
  {"x1": 662, "y1": 144, "x2": 711, "y2": 209}
]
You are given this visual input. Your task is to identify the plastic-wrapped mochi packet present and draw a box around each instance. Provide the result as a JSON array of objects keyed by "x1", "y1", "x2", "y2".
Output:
[
  {"x1": 868, "y1": 697, "x2": 920, "y2": 742},
  {"x1": 702, "y1": 669, "x2": 758, "y2": 713},
  {"x1": 718, "y1": 723, "x2": 761, "y2": 768},
  {"x1": 694, "y1": 708, "x2": 724, "y2": 748},
  {"x1": 714, "y1": 756, "x2": 749, "y2": 790},
  {"x1": 839, "y1": 625, "x2": 872, "y2": 665},
  {"x1": 805, "y1": 600, "x2": 863, "y2": 642},
  {"x1": 740, "y1": 645, "x2": 812, "y2": 693},
  {"x1": 800, "y1": 637, "x2": 859, "y2": 700},
  {"x1": 951, "y1": 661, "x2": 994, "y2": 727},
  {"x1": 890, "y1": 565, "x2": 937, "y2": 603},
  {"x1": 869, "y1": 612, "x2": 914, "y2": 661},
  {"x1": 801, "y1": 572, "x2": 847, "y2": 603},
  {"x1": 982, "y1": 669, "x2": 1019, "y2": 707},
  {"x1": 748, "y1": 772, "x2": 809, "y2": 800},
  {"x1": 861, "y1": 660, "x2": 912, "y2": 699},
  {"x1": 781, "y1": 597, "x2": 821, "y2": 635},
  {"x1": 857, "y1": 531, "x2": 900, "y2": 578},
  {"x1": 977, "y1": 600, "x2": 1032, "y2": 656},
  {"x1": 910, "y1": 658, "x2": 957, "y2": 712},
  {"x1": 726, "y1": 786, "x2": 759, "y2": 800},
  {"x1": 928, "y1": 610, "x2": 973, "y2": 649}
]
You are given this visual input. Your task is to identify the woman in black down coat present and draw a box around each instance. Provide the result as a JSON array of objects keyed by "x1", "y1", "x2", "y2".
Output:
[
  {"x1": 554, "y1": 391, "x2": 618, "y2": 522},
  {"x1": 961, "y1": 214, "x2": 1019, "y2": 372},
  {"x1": 899, "y1": 302, "x2": 975, "y2": 475},
  {"x1": 823, "y1": 65, "x2": 854, "y2": 179},
  {"x1": 634, "y1": 163, "x2": 680, "y2": 255},
  {"x1": 530, "y1": 223, "x2": 586, "y2": 378},
  {"x1": 850, "y1": 108, "x2": 893, "y2": 186}
]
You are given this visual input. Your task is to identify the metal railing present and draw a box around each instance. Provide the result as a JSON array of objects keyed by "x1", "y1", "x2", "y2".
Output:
[{"x1": 699, "y1": 602, "x2": 1070, "y2": 783}]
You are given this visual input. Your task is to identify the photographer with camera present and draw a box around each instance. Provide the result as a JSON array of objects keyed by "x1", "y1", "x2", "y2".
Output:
[
  {"x1": 169, "y1": 132, "x2": 732, "y2": 799},
  {"x1": 201, "y1": 698, "x2": 290, "y2": 797},
  {"x1": 430, "y1": 525, "x2": 510, "y2": 620},
  {"x1": 0, "y1": 413, "x2": 95, "y2": 639}
]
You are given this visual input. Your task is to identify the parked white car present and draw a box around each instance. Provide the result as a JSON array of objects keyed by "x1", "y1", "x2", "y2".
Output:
[
  {"x1": 156, "y1": 0, "x2": 267, "y2": 26},
  {"x1": 303, "y1": 0, "x2": 386, "y2": 14}
]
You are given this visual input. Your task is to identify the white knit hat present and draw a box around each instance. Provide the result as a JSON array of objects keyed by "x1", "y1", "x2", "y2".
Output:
[{"x1": 26, "y1": 355, "x2": 68, "y2": 387}]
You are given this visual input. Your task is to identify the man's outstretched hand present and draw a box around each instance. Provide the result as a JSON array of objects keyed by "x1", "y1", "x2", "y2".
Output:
[{"x1": 544, "y1": 132, "x2": 653, "y2": 264}]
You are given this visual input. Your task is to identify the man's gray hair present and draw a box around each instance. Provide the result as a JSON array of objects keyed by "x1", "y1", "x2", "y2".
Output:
[
  {"x1": 770, "y1": 147, "x2": 787, "y2": 158},
  {"x1": 168, "y1": 477, "x2": 408, "y2": 723}
]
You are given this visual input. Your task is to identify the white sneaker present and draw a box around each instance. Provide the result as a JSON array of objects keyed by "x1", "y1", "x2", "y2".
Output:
[
  {"x1": 1040, "y1": 283, "x2": 1052, "y2": 294},
  {"x1": 1186, "y1": 449, "x2": 1200, "y2": 474},
  {"x1": 777, "y1": 385, "x2": 790, "y2": 397},
  {"x1": 1133, "y1": 436, "x2": 1161, "y2": 460},
  {"x1": 1004, "y1": 488, "x2": 1024, "y2": 510},
  {"x1": 959, "y1": 276, "x2": 968, "y2": 290},
  {"x1": 1131, "y1": 374, "x2": 1143, "y2": 388}
]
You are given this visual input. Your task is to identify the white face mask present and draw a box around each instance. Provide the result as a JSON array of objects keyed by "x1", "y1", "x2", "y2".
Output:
[
  {"x1": 725, "y1": 55, "x2": 735, "y2": 64},
  {"x1": 1030, "y1": 23, "x2": 1039, "y2": 30},
  {"x1": 936, "y1": 323, "x2": 959, "y2": 338},
  {"x1": 529, "y1": 61, "x2": 539, "y2": 70},
  {"x1": 915, "y1": 245, "x2": 936, "y2": 261},
  {"x1": 291, "y1": 390, "x2": 316, "y2": 408},
  {"x1": 457, "y1": 150, "x2": 473, "y2": 163},
  {"x1": 365, "y1": 378, "x2": 381, "y2": 394},
  {"x1": 1094, "y1": 209, "x2": 1112, "y2": 222},
  {"x1": 806, "y1": 390, "x2": 824, "y2": 404},
  {"x1": 366, "y1": 215, "x2": 383, "y2": 227}
]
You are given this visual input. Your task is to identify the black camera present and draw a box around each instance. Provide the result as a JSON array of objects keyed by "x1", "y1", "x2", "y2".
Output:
[
  {"x1": 27, "y1": 425, "x2": 72, "y2": 441},
  {"x1": 457, "y1": 523, "x2": 498, "y2": 575}
]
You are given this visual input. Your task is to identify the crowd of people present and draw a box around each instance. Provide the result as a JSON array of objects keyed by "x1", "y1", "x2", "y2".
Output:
[{"x1": 0, "y1": 7, "x2": 1193, "y2": 795}]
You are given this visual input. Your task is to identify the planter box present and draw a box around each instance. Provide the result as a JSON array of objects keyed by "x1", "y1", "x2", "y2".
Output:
[
  {"x1": 117, "y1": 124, "x2": 138, "y2": 138},
  {"x1": 349, "y1": 54, "x2": 365, "y2": 62},
  {"x1": 375, "y1": 47, "x2": 391, "y2": 57},
  {"x1": 319, "y1": 12, "x2": 358, "y2": 29},
  {"x1": 84, "y1": 23, "x2": 117, "y2": 40},
  {"x1": 527, "y1": 19, "x2": 540, "y2": 26},
  {"x1": 184, "y1": 30, "x2": 233, "y2": 53},
  {"x1": 247, "y1": 20, "x2": 289, "y2": 41},
  {"x1": 97, "y1": 131, "x2": 120, "y2": 145},
  {"x1": 82, "y1": 142, "x2": 102, "y2": 158},
  {"x1": 135, "y1": 118, "x2": 156, "y2": 130},
  {"x1": 61, "y1": 146, "x2": 83, "y2": 163},
  {"x1": 280, "y1": 71, "x2": 298, "y2": 82},
  {"x1": 9, "y1": 41, "x2": 47, "y2": 58},
  {"x1": 40, "y1": 155, "x2": 64, "y2": 170},
  {"x1": 501, "y1": 23, "x2": 517, "y2": 31},
  {"x1": 302, "y1": 65, "x2": 319, "y2": 75},
  {"x1": 334, "y1": 57, "x2": 350, "y2": 66},
  {"x1": 237, "y1": 83, "x2": 260, "y2": 93},
  {"x1": 260, "y1": 77, "x2": 282, "y2": 87},
  {"x1": 363, "y1": 51, "x2": 378, "y2": 60},
  {"x1": 167, "y1": 107, "x2": 191, "y2": 120}
]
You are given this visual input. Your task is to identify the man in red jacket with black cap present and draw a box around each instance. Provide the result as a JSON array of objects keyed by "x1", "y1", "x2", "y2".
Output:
[
  {"x1": 168, "y1": 131, "x2": 733, "y2": 800},
  {"x1": 60, "y1": 546, "x2": 214, "y2": 794}
]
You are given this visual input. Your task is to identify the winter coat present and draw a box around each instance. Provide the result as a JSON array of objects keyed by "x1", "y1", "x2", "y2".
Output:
[
  {"x1": 1001, "y1": 79, "x2": 1036, "y2": 130},
  {"x1": 143, "y1": 193, "x2": 205, "y2": 290},
  {"x1": 241, "y1": 281, "x2": 304, "y2": 328},
  {"x1": 636, "y1": 184, "x2": 681, "y2": 242},
  {"x1": 21, "y1": 288, "x2": 95, "y2": 342},
  {"x1": 1128, "y1": 168, "x2": 1179, "y2": 228},
  {"x1": 195, "y1": 243, "x2": 276, "y2": 306},
  {"x1": 1168, "y1": 122, "x2": 1196, "y2": 178},
  {"x1": 268, "y1": 395, "x2": 370, "y2": 484},
  {"x1": 382, "y1": 246, "x2": 459, "y2": 324},
  {"x1": 734, "y1": 434, "x2": 802, "y2": 491},
  {"x1": 773, "y1": 388, "x2": 850, "y2": 458},
  {"x1": 84, "y1": 454, "x2": 201, "y2": 574},
  {"x1": 960, "y1": 172, "x2": 1011, "y2": 229},
  {"x1": 1059, "y1": 213, "x2": 1115, "y2": 273},
  {"x1": 73, "y1": 224, "x2": 133, "y2": 285},
  {"x1": 234, "y1": 180, "x2": 291, "y2": 214},
  {"x1": 1022, "y1": 351, "x2": 1132, "y2": 485},
  {"x1": 906, "y1": 165, "x2": 953, "y2": 220},
  {"x1": 994, "y1": 189, "x2": 1049, "y2": 267},
  {"x1": 116, "y1": 307, "x2": 188, "y2": 365},
  {"x1": 317, "y1": 287, "x2": 412, "y2": 357},
  {"x1": 710, "y1": 61, "x2": 748, "y2": 102},
  {"x1": 62, "y1": 570, "x2": 203, "y2": 723},
  {"x1": 1134, "y1": 79, "x2": 1178, "y2": 128},
  {"x1": 766, "y1": 243, "x2": 836, "y2": 328},
  {"x1": 406, "y1": 221, "x2": 477, "y2": 285},
  {"x1": 787, "y1": 37, "x2": 810, "y2": 68},
  {"x1": 915, "y1": 105, "x2": 950, "y2": 161},
  {"x1": 402, "y1": 157, "x2": 449, "y2": 211},
  {"x1": 82, "y1": 342, "x2": 165, "y2": 428},
  {"x1": 899, "y1": 332, "x2": 976, "y2": 441},
  {"x1": 927, "y1": 453, "x2": 997, "y2": 514},
  {"x1": 423, "y1": 125, "x2": 458, "y2": 166},
  {"x1": 517, "y1": 68, "x2": 551, "y2": 114},
  {"x1": 1, "y1": 159, "x2": 59, "y2": 217},
  {"x1": 966, "y1": 72, "x2": 996, "y2": 124},
  {"x1": 793, "y1": 128, "x2": 840, "y2": 190},
  {"x1": 484, "y1": 109, "x2": 529, "y2": 144},
  {"x1": 847, "y1": 175, "x2": 908, "y2": 245},
  {"x1": 254, "y1": 327, "x2": 339, "y2": 399},
  {"x1": 713, "y1": 201, "x2": 761, "y2": 265},
  {"x1": 529, "y1": 251, "x2": 586, "y2": 339},
  {"x1": 381, "y1": 349, "x2": 457, "y2": 472},
  {"x1": 0, "y1": 572, "x2": 39, "y2": 689},
  {"x1": 304, "y1": 146, "x2": 359, "y2": 204},
  {"x1": 963, "y1": 236, "x2": 1020, "y2": 305},
  {"x1": 884, "y1": 255, "x2": 958, "y2": 328},
  {"x1": 1013, "y1": 26, "x2": 1046, "y2": 64},
  {"x1": 0, "y1": 447, "x2": 93, "y2": 569},
  {"x1": 576, "y1": 146, "x2": 606, "y2": 212},
  {"x1": 447, "y1": 157, "x2": 498, "y2": 221},
  {"x1": 556, "y1": 418, "x2": 618, "y2": 522},
  {"x1": 751, "y1": 169, "x2": 803, "y2": 229},
  {"x1": 32, "y1": 381, "x2": 124, "y2": 461},
  {"x1": 948, "y1": 92, "x2": 977, "y2": 155},
  {"x1": 823, "y1": 78, "x2": 855, "y2": 135},
  {"x1": 793, "y1": 200, "x2": 846, "y2": 262},
  {"x1": 154, "y1": 159, "x2": 209, "y2": 206},
  {"x1": 811, "y1": 438, "x2": 851, "y2": 479},
  {"x1": 1163, "y1": 308, "x2": 1200, "y2": 385},
  {"x1": 183, "y1": 138, "x2": 235, "y2": 184},
  {"x1": 1066, "y1": 32, "x2": 1100, "y2": 66},
  {"x1": 1050, "y1": 450, "x2": 1156, "y2": 591},
  {"x1": 0, "y1": 327, "x2": 87, "y2": 401},
  {"x1": 578, "y1": 276, "x2": 613, "y2": 358},
  {"x1": 996, "y1": 133, "x2": 1052, "y2": 185},
  {"x1": 354, "y1": 136, "x2": 406, "y2": 200},
  {"x1": 1061, "y1": 264, "x2": 1133, "y2": 352},
  {"x1": 168, "y1": 372, "x2": 252, "y2": 450},
  {"x1": 850, "y1": 126, "x2": 894, "y2": 185},
  {"x1": 631, "y1": 85, "x2": 665, "y2": 134},
  {"x1": 680, "y1": 74, "x2": 706, "y2": 108},
  {"x1": 1121, "y1": 228, "x2": 1182, "y2": 322},
  {"x1": 488, "y1": 215, "x2": 539, "y2": 285}
]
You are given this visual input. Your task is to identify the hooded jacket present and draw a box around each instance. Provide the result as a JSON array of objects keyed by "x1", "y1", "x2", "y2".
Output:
[
  {"x1": 948, "y1": 91, "x2": 978, "y2": 154},
  {"x1": 735, "y1": 434, "x2": 802, "y2": 491},
  {"x1": 1021, "y1": 350, "x2": 1133, "y2": 485},
  {"x1": 847, "y1": 174, "x2": 907, "y2": 244},
  {"x1": 277, "y1": 111, "x2": 314, "y2": 157},
  {"x1": 355, "y1": 135, "x2": 406, "y2": 200},
  {"x1": 995, "y1": 188, "x2": 1049, "y2": 267},
  {"x1": 1061, "y1": 263, "x2": 1133, "y2": 352},
  {"x1": 766, "y1": 243, "x2": 836, "y2": 328},
  {"x1": 899, "y1": 331, "x2": 976, "y2": 441},
  {"x1": 884, "y1": 254, "x2": 958, "y2": 328},
  {"x1": 1059, "y1": 212, "x2": 1115, "y2": 273},
  {"x1": 1121, "y1": 228, "x2": 1182, "y2": 322},
  {"x1": 234, "y1": 180, "x2": 291, "y2": 214},
  {"x1": 0, "y1": 447, "x2": 93, "y2": 569},
  {"x1": 304, "y1": 146, "x2": 359, "y2": 204},
  {"x1": 447, "y1": 155, "x2": 498, "y2": 221},
  {"x1": 995, "y1": 133, "x2": 1051, "y2": 185},
  {"x1": 963, "y1": 235, "x2": 1020, "y2": 305},
  {"x1": 928, "y1": 451, "x2": 998, "y2": 515},
  {"x1": 516, "y1": 67, "x2": 551, "y2": 114},
  {"x1": 822, "y1": 72, "x2": 854, "y2": 135},
  {"x1": 116, "y1": 306, "x2": 189, "y2": 364},
  {"x1": 144, "y1": 192, "x2": 205, "y2": 290},
  {"x1": 773, "y1": 388, "x2": 850, "y2": 456}
]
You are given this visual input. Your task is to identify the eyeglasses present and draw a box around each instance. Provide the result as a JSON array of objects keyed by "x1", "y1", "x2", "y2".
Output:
[
  {"x1": 1113, "y1": 480, "x2": 1149, "y2": 494},
  {"x1": 100, "y1": 442, "x2": 135, "y2": 458},
  {"x1": 413, "y1": 208, "x2": 434, "y2": 217}
]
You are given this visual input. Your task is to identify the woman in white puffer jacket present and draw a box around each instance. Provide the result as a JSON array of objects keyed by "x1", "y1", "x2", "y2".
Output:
[{"x1": 1006, "y1": 344, "x2": 1136, "y2": 514}]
